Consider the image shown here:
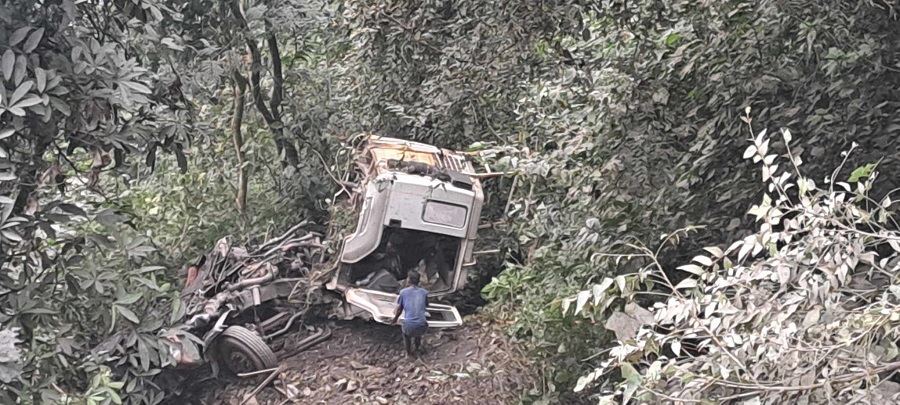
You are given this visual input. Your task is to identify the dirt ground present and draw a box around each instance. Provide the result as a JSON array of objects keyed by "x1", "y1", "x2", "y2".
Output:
[{"x1": 199, "y1": 315, "x2": 539, "y2": 404}]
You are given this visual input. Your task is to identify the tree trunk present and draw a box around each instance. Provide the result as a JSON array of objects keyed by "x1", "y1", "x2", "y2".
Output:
[
  {"x1": 232, "y1": 73, "x2": 249, "y2": 213},
  {"x1": 227, "y1": 0, "x2": 299, "y2": 169},
  {"x1": 265, "y1": 29, "x2": 300, "y2": 168}
]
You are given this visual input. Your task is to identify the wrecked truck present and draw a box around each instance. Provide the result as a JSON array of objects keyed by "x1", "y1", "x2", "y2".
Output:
[{"x1": 165, "y1": 136, "x2": 485, "y2": 375}]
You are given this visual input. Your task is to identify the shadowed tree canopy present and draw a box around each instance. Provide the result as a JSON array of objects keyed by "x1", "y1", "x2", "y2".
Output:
[{"x1": 2, "y1": 0, "x2": 900, "y2": 403}]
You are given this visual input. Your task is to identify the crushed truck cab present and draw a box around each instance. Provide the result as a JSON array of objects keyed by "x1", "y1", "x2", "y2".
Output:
[{"x1": 326, "y1": 136, "x2": 484, "y2": 328}]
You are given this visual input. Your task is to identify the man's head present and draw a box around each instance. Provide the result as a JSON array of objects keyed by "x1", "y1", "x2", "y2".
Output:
[{"x1": 407, "y1": 270, "x2": 420, "y2": 286}]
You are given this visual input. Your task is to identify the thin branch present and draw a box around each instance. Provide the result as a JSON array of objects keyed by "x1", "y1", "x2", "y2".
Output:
[
  {"x1": 311, "y1": 148, "x2": 350, "y2": 197},
  {"x1": 226, "y1": 0, "x2": 275, "y2": 124},
  {"x1": 266, "y1": 24, "x2": 284, "y2": 118},
  {"x1": 232, "y1": 71, "x2": 249, "y2": 213}
]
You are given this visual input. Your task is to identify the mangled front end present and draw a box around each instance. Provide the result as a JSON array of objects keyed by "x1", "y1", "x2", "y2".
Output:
[{"x1": 165, "y1": 229, "x2": 326, "y2": 369}]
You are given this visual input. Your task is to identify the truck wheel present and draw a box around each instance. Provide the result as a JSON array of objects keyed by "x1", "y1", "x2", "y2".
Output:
[{"x1": 216, "y1": 326, "x2": 278, "y2": 375}]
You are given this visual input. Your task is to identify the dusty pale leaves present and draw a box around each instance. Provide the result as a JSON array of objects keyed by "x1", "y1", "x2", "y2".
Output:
[
  {"x1": 604, "y1": 302, "x2": 654, "y2": 341},
  {"x1": 569, "y1": 128, "x2": 900, "y2": 403},
  {"x1": 0, "y1": 328, "x2": 22, "y2": 384}
]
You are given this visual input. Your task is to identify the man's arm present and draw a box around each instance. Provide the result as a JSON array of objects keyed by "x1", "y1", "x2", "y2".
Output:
[{"x1": 392, "y1": 295, "x2": 403, "y2": 325}]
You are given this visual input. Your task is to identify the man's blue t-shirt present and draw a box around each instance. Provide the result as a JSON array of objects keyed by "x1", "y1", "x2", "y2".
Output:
[{"x1": 397, "y1": 286, "x2": 428, "y2": 326}]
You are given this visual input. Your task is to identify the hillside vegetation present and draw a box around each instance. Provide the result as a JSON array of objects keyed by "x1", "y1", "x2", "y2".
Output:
[{"x1": 1, "y1": 0, "x2": 899, "y2": 403}]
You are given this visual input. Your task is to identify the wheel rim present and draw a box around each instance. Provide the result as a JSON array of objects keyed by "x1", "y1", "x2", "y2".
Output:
[
  {"x1": 217, "y1": 326, "x2": 276, "y2": 376},
  {"x1": 225, "y1": 349, "x2": 257, "y2": 374}
]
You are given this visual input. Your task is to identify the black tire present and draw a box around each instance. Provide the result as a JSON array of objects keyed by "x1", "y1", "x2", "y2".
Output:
[{"x1": 215, "y1": 326, "x2": 278, "y2": 375}]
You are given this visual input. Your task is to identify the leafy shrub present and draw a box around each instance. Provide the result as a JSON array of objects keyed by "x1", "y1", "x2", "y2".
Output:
[
  {"x1": 567, "y1": 117, "x2": 900, "y2": 403},
  {"x1": 1, "y1": 0, "x2": 339, "y2": 402},
  {"x1": 466, "y1": 2, "x2": 900, "y2": 395},
  {"x1": 1, "y1": 214, "x2": 192, "y2": 404}
]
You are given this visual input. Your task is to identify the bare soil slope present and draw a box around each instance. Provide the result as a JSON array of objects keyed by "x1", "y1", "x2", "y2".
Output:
[{"x1": 204, "y1": 315, "x2": 538, "y2": 404}]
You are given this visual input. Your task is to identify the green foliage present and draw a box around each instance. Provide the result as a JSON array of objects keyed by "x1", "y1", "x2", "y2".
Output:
[
  {"x1": 1, "y1": 0, "x2": 354, "y2": 401},
  {"x1": 3, "y1": 0, "x2": 899, "y2": 402},
  {"x1": 1, "y1": 218, "x2": 188, "y2": 403},
  {"x1": 566, "y1": 125, "x2": 900, "y2": 402},
  {"x1": 342, "y1": 0, "x2": 596, "y2": 148},
  {"x1": 571, "y1": 0, "x2": 900, "y2": 249},
  {"x1": 57, "y1": 367, "x2": 127, "y2": 405},
  {"x1": 116, "y1": 100, "x2": 323, "y2": 261},
  {"x1": 345, "y1": 0, "x2": 900, "y2": 397},
  {"x1": 849, "y1": 163, "x2": 877, "y2": 183},
  {"x1": 0, "y1": 0, "x2": 196, "y2": 402}
]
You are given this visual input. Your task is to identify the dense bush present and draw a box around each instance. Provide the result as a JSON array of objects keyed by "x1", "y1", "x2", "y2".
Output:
[
  {"x1": 472, "y1": 0, "x2": 900, "y2": 394},
  {"x1": 567, "y1": 121, "x2": 900, "y2": 403},
  {"x1": 3, "y1": 0, "x2": 899, "y2": 402},
  {"x1": 0, "y1": 0, "x2": 340, "y2": 402},
  {"x1": 0, "y1": 0, "x2": 195, "y2": 401}
]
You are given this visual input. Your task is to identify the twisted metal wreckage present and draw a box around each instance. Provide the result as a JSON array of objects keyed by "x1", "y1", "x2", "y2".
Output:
[{"x1": 163, "y1": 136, "x2": 492, "y2": 376}]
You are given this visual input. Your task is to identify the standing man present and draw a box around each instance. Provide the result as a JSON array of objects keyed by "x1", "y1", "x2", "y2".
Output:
[{"x1": 392, "y1": 271, "x2": 429, "y2": 356}]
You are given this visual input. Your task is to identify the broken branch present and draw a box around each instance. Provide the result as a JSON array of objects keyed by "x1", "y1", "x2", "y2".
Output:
[{"x1": 240, "y1": 365, "x2": 283, "y2": 404}]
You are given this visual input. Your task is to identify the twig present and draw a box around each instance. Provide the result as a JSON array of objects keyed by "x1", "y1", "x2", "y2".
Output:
[
  {"x1": 478, "y1": 221, "x2": 506, "y2": 229},
  {"x1": 469, "y1": 171, "x2": 517, "y2": 179},
  {"x1": 503, "y1": 175, "x2": 519, "y2": 217},
  {"x1": 708, "y1": 360, "x2": 900, "y2": 393},
  {"x1": 311, "y1": 148, "x2": 352, "y2": 197},
  {"x1": 523, "y1": 181, "x2": 535, "y2": 217},
  {"x1": 237, "y1": 367, "x2": 280, "y2": 378},
  {"x1": 579, "y1": 347, "x2": 614, "y2": 363},
  {"x1": 643, "y1": 387, "x2": 704, "y2": 403},
  {"x1": 640, "y1": 241, "x2": 760, "y2": 385},
  {"x1": 275, "y1": 396, "x2": 295, "y2": 405},
  {"x1": 256, "y1": 221, "x2": 310, "y2": 253},
  {"x1": 829, "y1": 142, "x2": 858, "y2": 196},
  {"x1": 240, "y1": 365, "x2": 283, "y2": 405}
]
